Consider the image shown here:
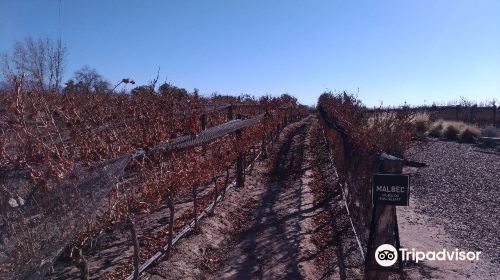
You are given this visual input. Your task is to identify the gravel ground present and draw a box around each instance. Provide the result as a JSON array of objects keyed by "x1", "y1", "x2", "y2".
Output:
[{"x1": 405, "y1": 140, "x2": 499, "y2": 266}]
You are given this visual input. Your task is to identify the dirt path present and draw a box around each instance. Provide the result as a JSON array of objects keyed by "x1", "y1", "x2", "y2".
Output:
[
  {"x1": 217, "y1": 117, "x2": 315, "y2": 280},
  {"x1": 215, "y1": 116, "x2": 365, "y2": 280},
  {"x1": 142, "y1": 117, "x2": 363, "y2": 280},
  {"x1": 140, "y1": 118, "x2": 314, "y2": 279}
]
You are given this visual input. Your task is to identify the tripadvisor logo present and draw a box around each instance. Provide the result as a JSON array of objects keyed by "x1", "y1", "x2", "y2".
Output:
[
  {"x1": 375, "y1": 244, "x2": 398, "y2": 267},
  {"x1": 374, "y1": 244, "x2": 482, "y2": 267}
]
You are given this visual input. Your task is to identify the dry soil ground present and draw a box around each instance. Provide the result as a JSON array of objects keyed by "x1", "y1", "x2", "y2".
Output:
[{"x1": 142, "y1": 116, "x2": 364, "y2": 280}]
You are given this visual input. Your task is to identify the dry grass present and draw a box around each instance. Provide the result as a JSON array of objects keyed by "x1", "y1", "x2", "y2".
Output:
[
  {"x1": 443, "y1": 124, "x2": 460, "y2": 141},
  {"x1": 367, "y1": 112, "x2": 430, "y2": 138},
  {"x1": 411, "y1": 112, "x2": 431, "y2": 136},
  {"x1": 428, "y1": 121, "x2": 444, "y2": 138},
  {"x1": 427, "y1": 120, "x2": 480, "y2": 143},
  {"x1": 367, "y1": 112, "x2": 396, "y2": 128},
  {"x1": 459, "y1": 127, "x2": 480, "y2": 143},
  {"x1": 481, "y1": 126, "x2": 499, "y2": 137}
]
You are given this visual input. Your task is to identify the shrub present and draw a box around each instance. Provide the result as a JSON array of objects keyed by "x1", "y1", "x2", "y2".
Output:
[
  {"x1": 365, "y1": 111, "x2": 413, "y2": 155},
  {"x1": 443, "y1": 124, "x2": 460, "y2": 140},
  {"x1": 412, "y1": 112, "x2": 431, "y2": 136},
  {"x1": 459, "y1": 127, "x2": 480, "y2": 143},
  {"x1": 428, "y1": 121, "x2": 443, "y2": 138},
  {"x1": 443, "y1": 121, "x2": 467, "y2": 131},
  {"x1": 428, "y1": 120, "x2": 481, "y2": 142},
  {"x1": 481, "y1": 126, "x2": 498, "y2": 137}
]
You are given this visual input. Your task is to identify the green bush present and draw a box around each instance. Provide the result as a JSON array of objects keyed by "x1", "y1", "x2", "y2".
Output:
[
  {"x1": 443, "y1": 125, "x2": 459, "y2": 140},
  {"x1": 459, "y1": 127, "x2": 479, "y2": 143}
]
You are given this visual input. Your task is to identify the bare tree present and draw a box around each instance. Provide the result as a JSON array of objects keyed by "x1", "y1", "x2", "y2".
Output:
[
  {"x1": 74, "y1": 66, "x2": 110, "y2": 93},
  {"x1": 27, "y1": 37, "x2": 46, "y2": 90},
  {"x1": 64, "y1": 66, "x2": 110, "y2": 94},
  {"x1": 1, "y1": 36, "x2": 66, "y2": 92},
  {"x1": 1, "y1": 52, "x2": 25, "y2": 93},
  {"x1": 48, "y1": 39, "x2": 66, "y2": 91},
  {"x1": 74, "y1": 66, "x2": 102, "y2": 92}
]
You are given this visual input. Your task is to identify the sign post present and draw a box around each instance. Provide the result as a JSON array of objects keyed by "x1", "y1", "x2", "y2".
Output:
[
  {"x1": 372, "y1": 174, "x2": 410, "y2": 206},
  {"x1": 365, "y1": 154, "x2": 410, "y2": 280}
]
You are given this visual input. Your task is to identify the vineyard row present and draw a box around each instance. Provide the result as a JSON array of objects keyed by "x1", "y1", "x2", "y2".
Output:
[{"x1": 0, "y1": 90, "x2": 307, "y2": 279}]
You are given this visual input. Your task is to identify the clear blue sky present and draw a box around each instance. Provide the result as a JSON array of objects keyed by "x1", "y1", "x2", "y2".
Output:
[{"x1": 1, "y1": 0, "x2": 499, "y2": 106}]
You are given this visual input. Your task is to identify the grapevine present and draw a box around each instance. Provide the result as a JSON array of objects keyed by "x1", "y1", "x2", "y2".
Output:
[{"x1": 0, "y1": 88, "x2": 307, "y2": 279}]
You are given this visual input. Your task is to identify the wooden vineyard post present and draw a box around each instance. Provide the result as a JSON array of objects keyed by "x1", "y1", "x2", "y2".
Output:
[
  {"x1": 471, "y1": 105, "x2": 477, "y2": 122},
  {"x1": 211, "y1": 176, "x2": 218, "y2": 215},
  {"x1": 249, "y1": 145, "x2": 256, "y2": 174},
  {"x1": 236, "y1": 129, "x2": 244, "y2": 188},
  {"x1": 222, "y1": 165, "x2": 230, "y2": 199},
  {"x1": 166, "y1": 193, "x2": 175, "y2": 258},
  {"x1": 493, "y1": 103, "x2": 497, "y2": 127},
  {"x1": 127, "y1": 215, "x2": 140, "y2": 280},
  {"x1": 242, "y1": 154, "x2": 247, "y2": 182},
  {"x1": 192, "y1": 184, "x2": 198, "y2": 230},
  {"x1": 200, "y1": 114, "x2": 207, "y2": 130},
  {"x1": 227, "y1": 105, "x2": 234, "y2": 121},
  {"x1": 260, "y1": 134, "x2": 268, "y2": 159},
  {"x1": 77, "y1": 248, "x2": 89, "y2": 280},
  {"x1": 365, "y1": 153, "x2": 407, "y2": 280}
]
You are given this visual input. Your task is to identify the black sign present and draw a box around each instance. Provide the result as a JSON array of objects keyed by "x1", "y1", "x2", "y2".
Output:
[{"x1": 372, "y1": 174, "x2": 410, "y2": 206}]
